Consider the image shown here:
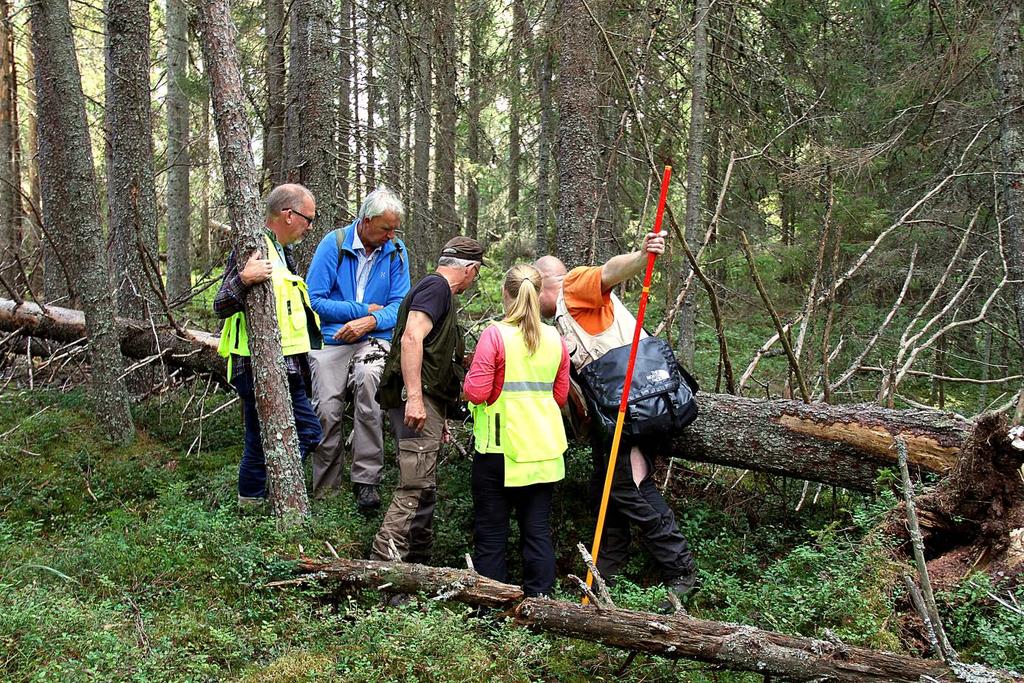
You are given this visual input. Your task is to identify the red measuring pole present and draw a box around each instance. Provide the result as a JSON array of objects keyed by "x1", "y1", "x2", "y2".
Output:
[{"x1": 585, "y1": 165, "x2": 672, "y2": 598}]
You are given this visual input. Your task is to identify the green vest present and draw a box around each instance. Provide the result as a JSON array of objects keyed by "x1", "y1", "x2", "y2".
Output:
[
  {"x1": 217, "y1": 234, "x2": 321, "y2": 374},
  {"x1": 472, "y1": 322, "x2": 567, "y2": 487},
  {"x1": 378, "y1": 274, "x2": 465, "y2": 410}
]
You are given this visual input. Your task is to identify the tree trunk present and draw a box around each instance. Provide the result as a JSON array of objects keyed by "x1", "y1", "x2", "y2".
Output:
[
  {"x1": 290, "y1": 0, "x2": 338, "y2": 274},
  {"x1": 996, "y1": 0, "x2": 1024, "y2": 347},
  {"x1": 349, "y1": 0, "x2": 361, "y2": 209},
  {"x1": 410, "y1": 0, "x2": 433, "y2": 279},
  {"x1": 0, "y1": 298, "x2": 223, "y2": 375},
  {"x1": 289, "y1": 558, "x2": 973, "y2": 682},
  {"x1": 165, "y1": 0, "x2": 192, "y2": 301},
  {"x1": 30, "y1": 0, "x2": 135, "y2": 444},
  {"x1": 555, "y1": 0, "x2": 599, "y2": 269},
  {"x1": 676, "y1": 0, "x2": 709, "y2": 370},
  {"x1": 514, "y1": 599, "x2": 961, "y2": 682},
  {"x1": 263, "y1": 0, "x2": 286, "y2": 188},
  {"x1": 283, "y1": 5, "x2": 305, "y2": 180},
  {"x1": 0, "y1": 0, "x2": 15, "y2": 257},
  {"x1": 195, "y1": 0, "x2": 310, "y2": 524},
  {"x1": 535, "y1": 7, "x2": 553, "y2": 255},
  {"x1": 107, "y1": 0, "x2": 159, "y2": 321},
  {"x1": 337, "y1": 0, "x2": 352, "y2": 207},
  {"x1": 23, "y1": 35, "x2": 45, "y2": 297},
  {"x1": 506, "y1": 0, "x2": 526, "y2": 244},
  {"x1": 465, "y1": 0, "x2": 483, "y2": 240},
  {"x1": 671, "y1": 393, "x2": 968, "y2": 491},
  {"x1": 364, "y1": 5, "x2": 377, "y2": 191},
  {"x1": 431, "y1": 0, "x2": 458, "y2": 247},
  {"x1": 384, "y1": 0, "x2": 402, "y2": 192},
  {"x1": 198, "y1": 81, "x2": 212, "y2": 268}
]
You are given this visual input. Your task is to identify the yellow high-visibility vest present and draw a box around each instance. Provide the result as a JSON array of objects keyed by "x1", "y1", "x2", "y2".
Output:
[
  {"x1": 472, "y1": 322, "x2": 567, "y2": 487},
  {"x1": 217, "y1": 234, "x2": 320, "y2": 373}
]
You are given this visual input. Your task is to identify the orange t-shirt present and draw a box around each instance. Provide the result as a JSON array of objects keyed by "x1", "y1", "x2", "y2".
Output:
[{"x1": 563, "y1": 266, "x2": 615, "y2": 336}]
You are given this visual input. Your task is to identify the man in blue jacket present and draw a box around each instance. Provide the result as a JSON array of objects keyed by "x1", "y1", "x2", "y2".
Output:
[{"x1": 306, "y1": 187, "x2": 411, "y2": 509}]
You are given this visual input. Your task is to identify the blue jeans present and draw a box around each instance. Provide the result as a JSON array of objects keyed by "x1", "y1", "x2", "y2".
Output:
[{"x1": 231, "y1": 367, "x2": 322, "y2": 499}]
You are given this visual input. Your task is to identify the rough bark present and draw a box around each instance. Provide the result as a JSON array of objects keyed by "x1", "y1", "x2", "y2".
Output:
[
  {"x1": 364, "y1": 6, "x2": 377, "y2": 190},
  {"x1": 290, "y1": 558, "x2": 974, "y2": 682},
  {"x1": 198, "y1": 82, "x2": 212, "y2": 268},
  {"x1": 263, "y1": 0, "x2": 286, "y2": 188},
  {"x1": 195, "y1": 0, "x2": 310, "y2": 524},
  {"x1": 291, "y1": 0, "x2": 338, "y2": 273},
  {"x1": 349, "y1": 0, "x2": 361, "y2": 209},
  {"x1": 107, "y1": 0, "x2": 159, "y2": 320},
  {"x1": 506, "y1": 0, "x2": 526, "y2": 243},
  {"x1": 384, "y1": 0, "x2": 402, "y2": 192},
  {"x1": 337, "y1": 0, "x2": 352, "y2": 205},
  {"x1": 676, "y1": 0, "x2": 709, "y2": 370},
  {"x1": 535, "y1": 7, "x2": 553, "y2": 254},
  {"x1": 465, "y1": 1, "x2": 483, "y2": 239},
  {"x1": 431, "y1": 0, "x2": 458, "y2": 246},
  {"x1": 515, "y1": 599, "x2": 964, "y2": 682},
  {"x1": 671, "y1": 393, "x2": 969, "y2": 490},
  {"x1": 996, "y1": 0, "x2": 1024, "y2": 346},
  {"x1": 283, "y1": 4, "x2": 305, "y2": 180},
  {"x1": 21, "y1": 35, "x2": 43, "y2": 296},
  {"x1": 30, "y1": 0, "x2": 135, "y2": 444},
  {"x1": 410, "y1": 0, "x2": 433, "y2": 279},
  {"x1": 294, "y1": 557, "x2": 525, "y2": 606},
  {"x1": 0, "y1": 0, "x2": 15, "y2": 256},
  {"x1": 165, "y1": 0, "x2": 192, "y2": 301},
  {"x1": 0, "y1": 298, "x2": 223, "y2": 375},
  {"x1": 555, "y1": 0, "x2": 599, "y2": 269}
]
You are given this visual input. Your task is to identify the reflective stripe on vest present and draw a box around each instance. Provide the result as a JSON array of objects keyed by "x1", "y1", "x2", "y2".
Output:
[
  {"x1": 471, "y1": 322, "x2": 567, "y2": 487},
  {"x1": 217, "y1": 234, "x2": 320, "y2": 373}
]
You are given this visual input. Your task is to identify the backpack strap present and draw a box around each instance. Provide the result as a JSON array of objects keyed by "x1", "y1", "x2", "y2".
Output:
[
  {"x1": 338, "y1": 223, "x2": 405, "y2": 268},
  {"x1": 335, "y1": 226, "x2": 348, "y2": 272}
]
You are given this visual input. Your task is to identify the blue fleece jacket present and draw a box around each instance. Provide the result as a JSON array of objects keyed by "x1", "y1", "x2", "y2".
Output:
[{"x1": 305, "y1": 220, "x2": 411, "y2": 345}]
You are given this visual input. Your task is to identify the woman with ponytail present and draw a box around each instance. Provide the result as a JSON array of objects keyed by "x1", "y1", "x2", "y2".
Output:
[{"x1": 463, "y1": 264, "x2": 570, "y2": 596}]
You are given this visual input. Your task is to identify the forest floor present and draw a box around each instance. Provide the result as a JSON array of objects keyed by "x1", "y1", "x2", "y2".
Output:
[{"x1": 1, "y1": 380, "x2": 1022, "y2": 682}]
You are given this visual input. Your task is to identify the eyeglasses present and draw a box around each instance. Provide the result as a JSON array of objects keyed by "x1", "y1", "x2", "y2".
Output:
[{"x1": 287, "y1": 207, "x2": 316, "y2": 225}]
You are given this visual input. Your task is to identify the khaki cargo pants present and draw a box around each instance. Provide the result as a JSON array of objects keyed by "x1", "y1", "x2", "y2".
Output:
[{"x1": 371, "y1": 394, "x2": 444, "y2": 563}]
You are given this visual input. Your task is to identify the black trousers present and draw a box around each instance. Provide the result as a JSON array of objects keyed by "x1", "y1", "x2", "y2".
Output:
[
  {"x1": 471, "y1": 452, "x2": 556, "y2": 597},
  {"x1": 591, "y1": 435, "x2": 696, "y2": 582}
]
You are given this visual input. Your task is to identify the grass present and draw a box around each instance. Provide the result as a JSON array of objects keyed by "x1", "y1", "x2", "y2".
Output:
[{"x1": 0, "y1": 382, "x2": 1020, "y2": 681}]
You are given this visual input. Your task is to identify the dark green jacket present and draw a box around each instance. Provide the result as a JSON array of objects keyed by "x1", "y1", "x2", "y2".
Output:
[{"x1": 378, "y1": 276, "x2": 465, "y2": 411}]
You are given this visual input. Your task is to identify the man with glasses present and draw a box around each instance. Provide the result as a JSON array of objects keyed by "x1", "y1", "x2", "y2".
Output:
[
  {"x1": 305, "y1": 187, "x2": 411, "y2": 509},
  {"x1": 214, "y1": 183, "x2": 323, "y2": 508}
]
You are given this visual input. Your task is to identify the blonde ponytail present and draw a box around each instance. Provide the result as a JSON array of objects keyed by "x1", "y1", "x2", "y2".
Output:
[{"x1": 503, "y1": 264, "x2": 543, "y2": 354}]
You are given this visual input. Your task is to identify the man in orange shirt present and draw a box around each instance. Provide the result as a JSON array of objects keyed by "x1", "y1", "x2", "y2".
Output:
[{"x1": 535, "y1": 232, "x2": 698, "y2": 603}]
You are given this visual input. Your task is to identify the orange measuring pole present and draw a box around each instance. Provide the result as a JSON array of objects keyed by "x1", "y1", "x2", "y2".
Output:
[{"x1": 584, "y1": 165, "x2": 672, "y2": 600}]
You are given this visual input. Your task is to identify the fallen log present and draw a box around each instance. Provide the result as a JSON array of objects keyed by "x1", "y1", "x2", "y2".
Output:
[
  {"x1": 291, "y1": 557, "x2": 524, "y2": 607},
  {"x1": 289, "y1": 557, "x2": 1012, "y2": 682},
  {"x1": 673, "y1": 393, "x2": 971, "y2": 490},
  {"x1": 0, "y1": 297, "x2": 984, "y2": 491},
  {"x1": 0, "y1": 298, "x2": 225, "y2": 376}
]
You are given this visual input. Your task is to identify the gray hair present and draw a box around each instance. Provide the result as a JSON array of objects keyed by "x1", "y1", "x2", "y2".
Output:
[
  {"x1": 358, "y1": 186, "x2": 405, "y2": 222},
  {"x1": 438, "y1": 256, "x2": 477, "y2": 269},
  {"x1": 266, "y1": 183, "x2": 314, "y2": 218}
]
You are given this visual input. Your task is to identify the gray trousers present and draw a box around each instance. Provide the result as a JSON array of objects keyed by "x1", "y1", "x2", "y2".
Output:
[{"x1": 309, "y1": 338, "x2": 390, "y2": 498}]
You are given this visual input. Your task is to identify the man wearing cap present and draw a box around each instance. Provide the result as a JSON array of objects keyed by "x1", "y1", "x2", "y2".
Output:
[{"x1": 371, "y1": 236, "x2": 485, "y2": 563}]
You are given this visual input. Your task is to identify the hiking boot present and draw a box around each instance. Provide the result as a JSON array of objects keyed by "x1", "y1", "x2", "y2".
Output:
[
  {"x1": 237, "y1": 494, "x2": 266, "y2": 513},
  {"x1": 657, "y1": 573, "x2": 700, "y2": 613},
  {"x1": 355, "y1": 483, "x2": 381, "y2": 511}
]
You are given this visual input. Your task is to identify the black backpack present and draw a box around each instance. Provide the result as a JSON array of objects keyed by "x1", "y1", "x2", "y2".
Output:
[{"x1": 577, "y1": 336, "x2": 699, "y2": 440}]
